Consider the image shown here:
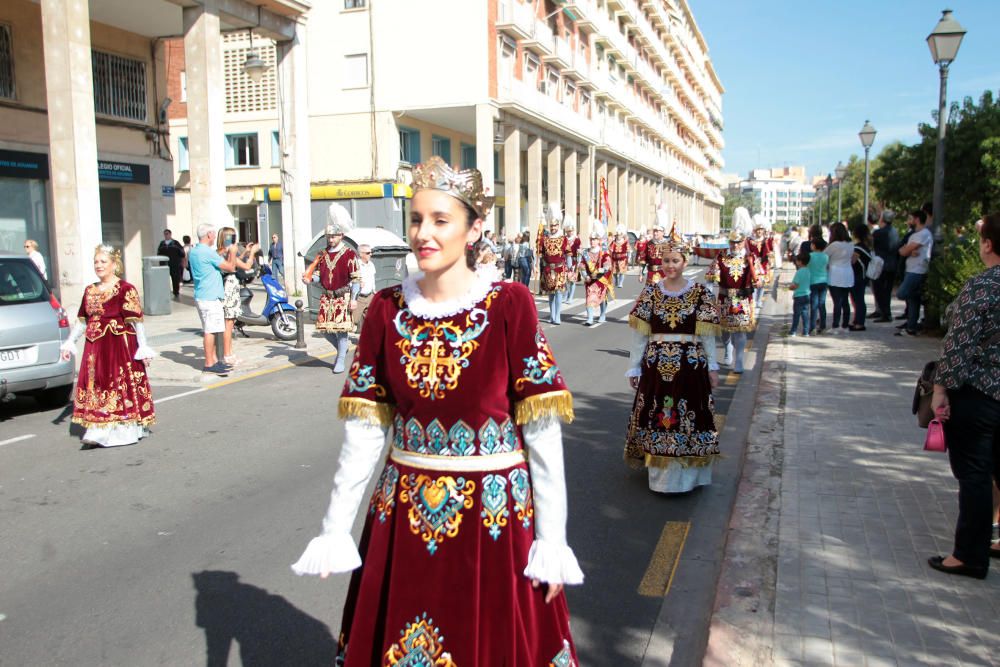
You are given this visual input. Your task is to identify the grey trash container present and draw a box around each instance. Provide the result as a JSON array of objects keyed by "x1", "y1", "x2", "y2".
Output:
[{"x1": 142, "y1": 255, "x2": 172, "y2": 316}]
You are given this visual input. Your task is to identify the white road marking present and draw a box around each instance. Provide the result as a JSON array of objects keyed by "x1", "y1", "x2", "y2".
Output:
[
  {"x1": 0, "y1": 434, "x2": 36, "y2": 448},
  {"x1": 156, "y1": 387, "x2": 207, "y2": 404}
]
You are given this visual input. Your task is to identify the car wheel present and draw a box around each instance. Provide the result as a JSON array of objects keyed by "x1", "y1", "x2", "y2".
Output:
[{"x1": 36, "y1": 384, "x2": 73, "y2": 409}]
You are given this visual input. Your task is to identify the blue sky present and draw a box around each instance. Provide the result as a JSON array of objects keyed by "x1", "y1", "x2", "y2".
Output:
[{"x1": 693, "y1": 1, "x2": 999, "y2": 182}]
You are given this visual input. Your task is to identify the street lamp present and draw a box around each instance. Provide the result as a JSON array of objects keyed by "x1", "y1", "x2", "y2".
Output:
[
  {"x1": 835, "y1": 161, "x2": 847, "y2": 222},
  {"x1": 243, "y1": 30, "x2": 268, "y2": 83},
  {"x1": 859, "y1": 120, "x2": 877, "y2": 231},
  {"x1": 825, "y1": 173, "x2": 833, "y2": 223},
  {"x1": 927, "y1": 9, "x2": 967, "y2": 244}
]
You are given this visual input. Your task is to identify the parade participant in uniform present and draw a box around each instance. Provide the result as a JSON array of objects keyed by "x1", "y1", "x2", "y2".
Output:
[
  {"x1": 705, "y1": 207, "x2": 758, "y2": 374},
  {"x1": 579, "y1": 222, "x2": 615, "y2": 326},
  {"x1": 634, "y1": 228, "x2": 649, "y2": 269},
  {"x1": 609, "y1": 224, "x2": 630, "y2": 289},
  {"x1": 302, "y1": 204, "x2": 360, "y2": 373},
  {"x1": 748, "y1": 214, "x2": 774, "y2": 309},
  {"x1": 640, "y1": 210, "x2": 670, "y2": 285},
  {"x1": 564, "y1": 220, "x2": 581, "y2": 303},
  {"x1": 538, "y1": 202, "x2": 572, "y2": 325},
  {"x1": 60, "y1": 244, "x2": 156, "y2": 448},
  {"x1": 625, "y1": 225, "x2": 721, "y2": 493},
  {"x1": 292, "y1": 155, "x2": 582, "y2": 666}
]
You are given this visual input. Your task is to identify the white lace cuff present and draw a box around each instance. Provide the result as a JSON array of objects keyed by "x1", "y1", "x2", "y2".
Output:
[
  {"x1": 523, "y1": 539, "x2": 585, "y2": 585},
  {"x1": 61, "y1": 321, "x2": 85, "y2": 354},
  {"x1": 290, "y1": 533, "x2": 361, "y2": 576}
]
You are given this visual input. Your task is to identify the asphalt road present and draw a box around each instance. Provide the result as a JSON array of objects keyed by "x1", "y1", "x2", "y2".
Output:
[{"x1": 0, "y1": 267, "x2": 751, "y2": 666}]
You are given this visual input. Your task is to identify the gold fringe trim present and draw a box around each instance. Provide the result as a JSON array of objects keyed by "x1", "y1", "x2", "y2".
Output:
[
  {"x1": 696, "y1": 321, "x2": 722, "y2": 337},
  {"x1": 71, "y1": 415, "x2": 156, "y2": 428},
  {"x1": 625, "y1": 453, "x2": 723, "y2": 469},
  {"x1": 514, "y1": 390, "x2": 574, "y2": 425},
  {"x1": 629, "y1": 315, "x2": 652, "y2": 336},
  {"x1": 338, "y1": 397, "x2": 395, "y2": 428}
]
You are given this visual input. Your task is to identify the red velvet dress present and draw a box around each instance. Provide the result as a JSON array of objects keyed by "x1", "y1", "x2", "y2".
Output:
[
  {"x1": 609, "y1": 238, "x2": 629, "y2": 275},
  {"x1": 626, "y1": 282, "x2": 721, "y2": 485},
  {"x1": 580, "y1": 249, "x2": 613, "y2": 307},
  {"x1": 538, "y1": 235, "x2": 571, "y2": 293},
  {"x1": 642, "y1": 240, "x2": 669, "y2": 285},
  {"x1": 308, "y1": 246, "x2": 359, "y2": 333},
  {"x1": 336, "y1": 280, "x2": 577, "y2": 666},
  {"x1": 72, "y1": 281, "x2": 155, "y2": 434},
  {"x1": 747, "y1": 236, "x2": 774, "y2": 284},
  {"x1": 704, "y1": 251, "x2": 759, "y2": 333}
]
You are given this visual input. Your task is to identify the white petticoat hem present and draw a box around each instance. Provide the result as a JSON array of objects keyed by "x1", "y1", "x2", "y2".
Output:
[
  {"x1": 82, "y1": 423, "x2": 147, "y2": 447},
  {"x1": 648, "y1": 462, "x2": 712, "y2": 493}
]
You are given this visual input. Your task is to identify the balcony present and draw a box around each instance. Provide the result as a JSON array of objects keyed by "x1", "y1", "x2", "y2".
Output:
[
  {"x1": 522, "y1": 19, "x2": 555, "y2": 55},
  {"x1": 543, "y1": 36, "x2": 574, "y2": 69},
  {"x1": 563, "y1": 0, "x2": 598, "y2": 30},
  {"x1": 501, "y1": 77, "x2": 600, "y2": 142},
  {"x1": 496, "y1": 0, "x2": 534, "y2": 39}
]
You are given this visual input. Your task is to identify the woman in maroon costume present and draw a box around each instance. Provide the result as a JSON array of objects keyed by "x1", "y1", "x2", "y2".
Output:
[
  {"x1": 292, "y1": 156, "x2": 582, "y2": 666},
  {"x1": 60, "y1": 244, "x2": 155, "y2": 447}
]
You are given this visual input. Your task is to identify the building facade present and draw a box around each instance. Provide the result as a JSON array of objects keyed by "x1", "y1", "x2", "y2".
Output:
[
  {"x1": 164, "y1": 0, "x2": 725, "y2": 249},
  {"x1": 729, "y1": 167, "x2": 816, "y2": 229}
]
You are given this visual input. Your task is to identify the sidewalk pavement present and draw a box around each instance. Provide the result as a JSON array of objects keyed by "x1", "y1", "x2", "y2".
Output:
[
  {"x1": 706, "y1": 267, "x2": 1000, "y2": 666},
  {"x1": 139, "y1": 282, "x2": 338, "y2": 386}
]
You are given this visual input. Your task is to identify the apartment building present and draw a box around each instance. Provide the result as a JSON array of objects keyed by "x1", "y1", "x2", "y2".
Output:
[
  {"x1": 164, "y1": 0, "x2": 724, "y2": 249},
  {"x1": 729, "y1": 167, "x2": 817, "y2": 228}
]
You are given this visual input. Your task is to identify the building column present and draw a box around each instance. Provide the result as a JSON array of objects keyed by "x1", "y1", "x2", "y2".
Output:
[
  {"x1": 475, "y1": 104, "x2": 497, "y2": 231},
  {"x1": 276, "y1": 19, "x2": 311, "y2": 289},
  {"x1": 527, "y1": 134, "x2": 543, "y2": 233},
  {"x1": 579, "y1": 149, "x2": 593, "y2": 237},
  {"x1": 503, "y1": 124, "x2": 521, "y2": 231},
  {"x1": 607, "y1": 163, "x2": 618, "y2": 224},
  {"x1": 628, "y1": 171, "x2": 638, "y2": 232},
  {"x1": 563, "y1": 149, "x2": 577, "y2": 230},
  {"x1": 639, "y1": 177, "x2": 648, "y2": 231},
  {"x1": 40, "y1": 0, "x2": 102, "y2": 309},
  {"x1": 546, "y1": 142, "x2": 561, "y2": 214},
  {"x1": 618, "y1": 165, "x2": 629, "y2": 230}
]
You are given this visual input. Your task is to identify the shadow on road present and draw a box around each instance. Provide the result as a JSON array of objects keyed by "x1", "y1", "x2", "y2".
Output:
[{"x1": 192, "y1": 570, "x2": 336, "y2": 667}]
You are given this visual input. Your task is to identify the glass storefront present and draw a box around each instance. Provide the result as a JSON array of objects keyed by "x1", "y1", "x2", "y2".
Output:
[{"x1": 0, "y1": 176, "x2": 51, "y2": 266}]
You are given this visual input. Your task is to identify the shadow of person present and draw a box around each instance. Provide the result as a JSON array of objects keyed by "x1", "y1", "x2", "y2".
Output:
[
  {"x1": 192, "y1": 570, "x2": 336, "y2": 667},
  {"x1": 160, "y1": 345, "x2": 211, "y2": 371}
]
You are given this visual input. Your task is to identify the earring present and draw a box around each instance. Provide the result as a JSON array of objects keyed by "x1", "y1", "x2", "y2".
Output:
[{"x1": 466, "y1": 242, "x2": 475, "y2": 251}]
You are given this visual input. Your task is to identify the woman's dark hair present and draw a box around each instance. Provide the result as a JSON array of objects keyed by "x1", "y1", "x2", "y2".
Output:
[
  {"x1": 808, "y1": 223, "x2": 824, "y2": 242},
  {"x1": 980, "y1": 213, "x2": 1000, "y2": 252},
  {"x1": 829, "y1": 222, "x2": 850, "y2": 243},
  {"x1": 812, "y1": 238, "x2": 828, "y2": 251},
  {"x1": 459, "y1": 201, "x2": 483, "y2": 270},
  {"x1": 921, "y1": 201, "x2": 933, "y2": 217},
  {"x1": 852, "y1": 223, "x2": 871, "y2": 247},
  {"x1": 182, "y1": 235, "x2": 191, "y2": 244}
]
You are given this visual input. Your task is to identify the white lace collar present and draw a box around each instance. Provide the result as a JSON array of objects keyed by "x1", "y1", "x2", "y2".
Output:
[
  {"x1": 657, "y1": 278, "x2": 694, "y2": 297},
  {"x1": 401, "y1": 271, "x2": 496, "y2": 319}
]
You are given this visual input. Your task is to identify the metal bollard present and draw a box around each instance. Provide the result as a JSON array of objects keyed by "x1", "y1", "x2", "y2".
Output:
[{"x1": 294, "y1": 299, "x2": 307, "y2": 349}]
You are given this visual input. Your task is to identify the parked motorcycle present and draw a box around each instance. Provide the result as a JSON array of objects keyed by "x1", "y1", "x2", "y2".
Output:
[{"x1": 235, "y1": 265, "x2": 298, "y2": 341}]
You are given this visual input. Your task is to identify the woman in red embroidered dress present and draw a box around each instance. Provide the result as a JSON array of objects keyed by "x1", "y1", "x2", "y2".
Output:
[
  {"x1": 609, "y1": 224, "x2": 630, "y2": 289},
  {"x1": 60, "y1": 245, "x2": 155, "y2": 448},
  {"x1": 579, "y1": 223, "x2": 614, "y2": 326},
  {"x1": 625, "y1": 228, "x2": 721, "y2": 493},
  {"x1": 292, "y1": 157, "x2": 582, "y2": 666}
]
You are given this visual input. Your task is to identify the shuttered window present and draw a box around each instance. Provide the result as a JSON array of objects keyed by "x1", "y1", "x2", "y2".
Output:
[{"x1": 92, "y1": 50, "x2": 147, "y2": 122}]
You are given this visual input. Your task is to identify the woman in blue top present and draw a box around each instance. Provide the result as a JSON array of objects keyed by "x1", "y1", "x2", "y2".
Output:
[{"x1": 807, "y1": 237, "x2": 829, "y2": 334}]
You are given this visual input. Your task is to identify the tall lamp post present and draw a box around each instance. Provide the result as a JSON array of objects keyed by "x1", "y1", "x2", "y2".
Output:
[
  {"x1": 825, "y1": 173, "x2": 833, "y2": 223},
  {"x1": 835, "y1": 161, "x2": 847, "y2": 222},
  {"x1": 927, "y1": 9, "x2": 967, "y2": 245},
  {"x1": 859, "y1": 120, "x2": 877, "y2": 230}
]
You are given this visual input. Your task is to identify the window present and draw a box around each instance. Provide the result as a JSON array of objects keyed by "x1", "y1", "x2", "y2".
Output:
[
  {"x1": 179, "y1": 70, "x2": 187, "y2": 102},
  {"x1": 178, "y1": 137, "x2": 189, "y2": 172},
  {"x1": 92, "y1": 50, "x2": 147, "y2": 121},
  {"x1": 581, "y1": 90, "x2": 591, "y2": 118},
  {"x1": 524, "y1": 53, "x2": 540, "y2": 82},
  {"x1": 343, "y1": 53, "x2": 368, "y2": 88},
  {"x1": 0, "y1": 24, "x2": 14, "y2": 100},
  {"x1": 563, "y1": 79, "x2": 576, "y2": 107},
  {"x1": 271, "y1": 131, "x2": 280, "y2": 167},
  {"x1": 546, "y1": 69, "x2": 559, "y2": 98},
  {"x1": 225, "y1": 133, "x2": 259, "y2": 168},
  {"x1": 432, "y1": 135, "x2": 452, "y2": 162},
  {"x1": 344, "y1": 0, "x2": 366, "y2": 7},
  {"x1": 461, "y1": 143, "x2": 476, "y2": 169},
  {"x1": 500, "y1": 36, "x2": 516, "y2": 59},
  {"x1": 494, "y1": 151, "x2": 501, "y2": 182},
  {"x1": 399, "y1": 126, "x2": 420, "y2": 164}
]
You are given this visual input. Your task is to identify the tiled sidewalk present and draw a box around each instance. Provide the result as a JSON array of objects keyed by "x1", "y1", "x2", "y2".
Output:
[{"x1": 709, "y1": 272, "x2": 1000, "y2": 667}]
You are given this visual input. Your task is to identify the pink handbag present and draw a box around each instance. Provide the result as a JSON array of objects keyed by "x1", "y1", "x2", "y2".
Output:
[{"x1": 924, "y1": 419, "x2": 947, "y2": 452}]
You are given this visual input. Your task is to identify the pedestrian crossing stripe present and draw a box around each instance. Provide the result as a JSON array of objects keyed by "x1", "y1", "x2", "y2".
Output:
[{"x1": 638, "y1": 521, "x2": 691, "y2": 597}]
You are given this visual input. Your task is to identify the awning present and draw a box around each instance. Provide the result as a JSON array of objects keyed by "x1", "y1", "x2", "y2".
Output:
[{"x1": 254, "y1": 182, "x2": 412, "y2": 202}]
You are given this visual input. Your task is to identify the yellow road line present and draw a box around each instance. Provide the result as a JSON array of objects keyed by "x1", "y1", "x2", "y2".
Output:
[
  {"x1": 638, "y1": 521, "x2": 691, "y2": 597},
  {"x1": 204, "y1": 351, "x2": 338, "y2": 390},
  {"x1": 725, "y1": 372, "x2": 740, "y2": 386}
]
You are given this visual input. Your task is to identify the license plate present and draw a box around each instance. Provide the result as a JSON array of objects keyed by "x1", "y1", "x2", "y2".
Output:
[{"x1": 0, "y1": 348, "x2": 29, "y2": 368}]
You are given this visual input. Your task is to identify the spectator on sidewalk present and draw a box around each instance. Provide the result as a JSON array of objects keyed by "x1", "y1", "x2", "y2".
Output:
[
  {"x1": 352, "y1": 244, "x2": 376, "y2": 333},
  {"x1": 849, "y1": 223, "x2": 873, "y2": 331},
  {"x1": 895, "y1": 210, "x2": 933, "y2": 337},
  {"x1": 182, "y1": 235, "x2": 193, "y2": 284},
  {"x1": 267, "y1": 233, "x2": 284, "y2": 282},
  {"x1": 517, "y1": 231, "x2": 534, "y2": 289},
  {"x1": 928, "y1": 213, "x2": 1000, "y2": 580},
  {"x1": 23, "y1": 239, "x2": 47, "y2": 281},
  {"x1": 871, "y1": 210, "x2": 898, "y2": 321},
  {"x1": 807, "y1": 237, "x2": 829, "y2": 334},
  {"x1": 825, "y1": 222, "x2": 855, "y2": 333},
  {"x1": 788, "y1": 251, "x2": 812, "y2": 337},
  {"x1": 158, "y1": 229, "x2": 186, "y2": 299},
  {"x1": 189, "y1": 223, "x2": 237, "y2": 376},
  {"x1": 216, "y1": 227, "x2": 258, "y2": 367}
]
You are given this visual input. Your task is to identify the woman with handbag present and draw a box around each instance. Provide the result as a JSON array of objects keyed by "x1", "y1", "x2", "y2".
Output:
[
  {"x1": 848, "y1": 223, "x2": 873, "y2": 331},
  {"x1": 928, "y1": 213, "x2": 1000, "y2": 579}
]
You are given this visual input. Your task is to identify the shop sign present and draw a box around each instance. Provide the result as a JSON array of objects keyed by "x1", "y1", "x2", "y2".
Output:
[
  {"x1": 98, "y1": 160, "x2": 150, "y2": 184},
  {"x1": 161, "y1": 185, "x2": 175, "y2": 197},
  {"x1": 0, "y1": 149, "x2": 49, "y2": 180}
]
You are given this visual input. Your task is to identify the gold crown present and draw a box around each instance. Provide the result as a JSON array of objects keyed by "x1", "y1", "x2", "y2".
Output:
[
  {"x1": 411, "y1": 156, "x2": 494, "y2": 219},
  {"x1": 664, "y1": 223, "x2": 690, "y2": 254}
]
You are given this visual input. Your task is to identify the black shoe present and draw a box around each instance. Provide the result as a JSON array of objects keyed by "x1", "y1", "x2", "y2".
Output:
[
  {"x1": 202, "y1": 362, "x2": 230, "y2": 376},
  {"x1": 928, "y1": 556, "x2": 988, "y2": 579},
  {"x1": 849, "y1": 325, "x2": 866, "y2": 331},
  {"x1": 875, "y1": 317, "x2": 893, "y2": 323}
]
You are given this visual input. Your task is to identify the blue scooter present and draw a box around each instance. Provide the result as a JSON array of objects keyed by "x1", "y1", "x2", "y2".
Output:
[{"x1": 235, "y1": 265, "x2": 298, "y2": 341}]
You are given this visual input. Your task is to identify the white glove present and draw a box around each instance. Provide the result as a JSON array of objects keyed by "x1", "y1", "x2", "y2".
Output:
[
  {"x1": 60, "y1": 321, "x2": 85, "y2": 355},
  {"x1": 131, "y1": 321, "x2": 157, "y2": 360},
  {"x1": 291, "y1": 418, "x2": 388, "y2": 576},
  {"x1": 626, "y1": 328, "x2": 647, "y2": 379},
  {"x1": 522, "y1": 416, "x2": 584, "y2": 585}
]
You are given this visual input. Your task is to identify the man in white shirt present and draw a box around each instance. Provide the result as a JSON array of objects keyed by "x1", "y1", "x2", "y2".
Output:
[
  {"x1": 352, "y1": 244, "x2": 377, "y2": 332},
  {"x1": 896, "y1": 209, "x2": 933, "y2": 336}
]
